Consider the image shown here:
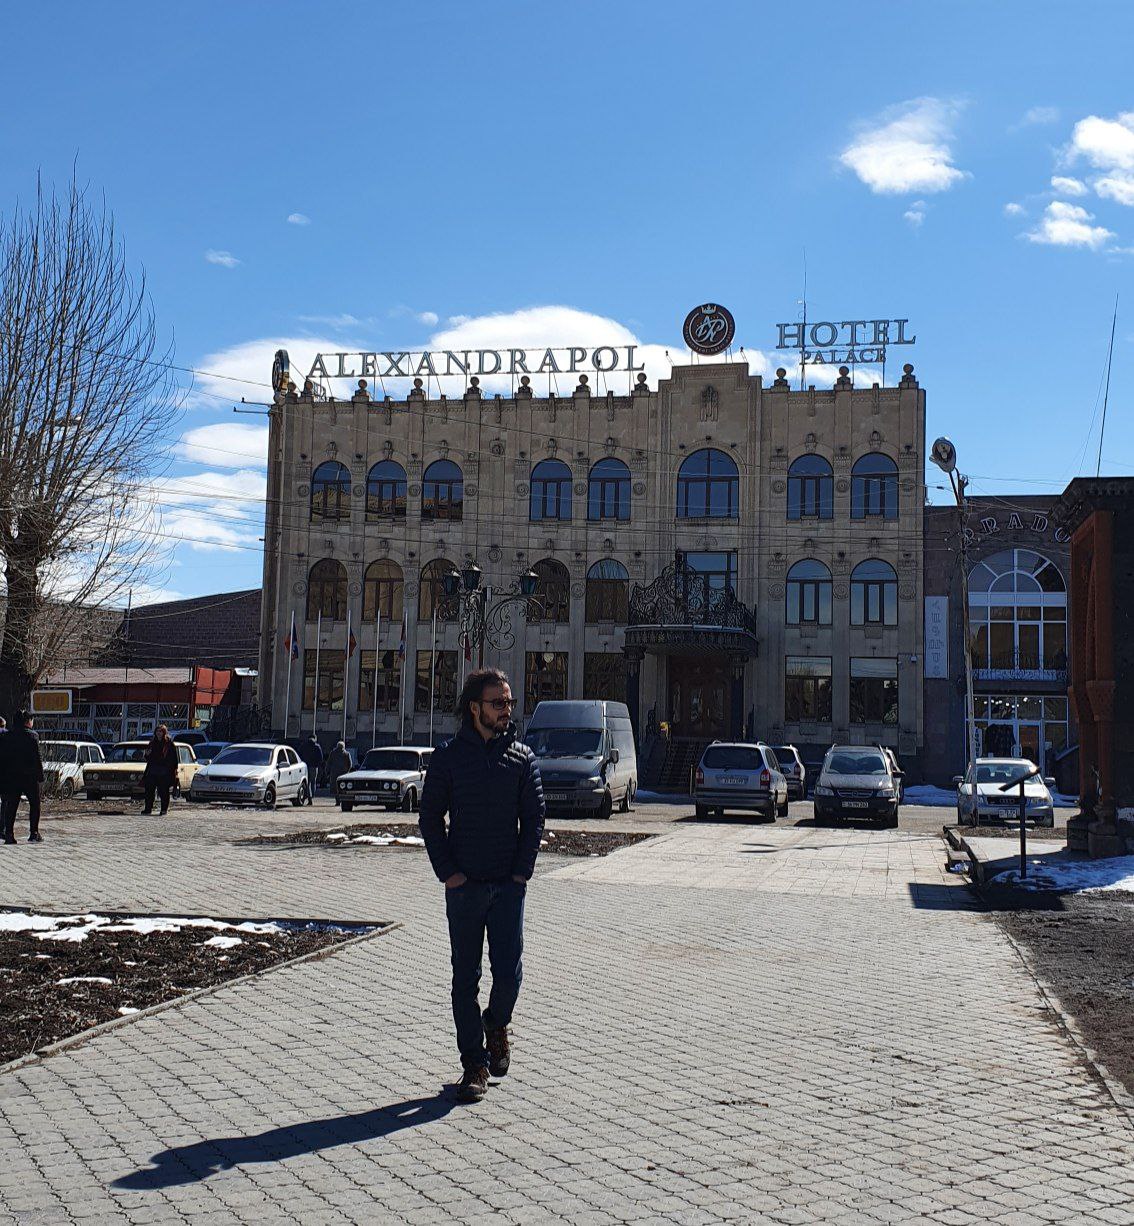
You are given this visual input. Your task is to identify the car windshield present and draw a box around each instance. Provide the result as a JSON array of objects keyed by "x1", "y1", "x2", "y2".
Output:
[
  {"x1": 40, "y1": 743, "x2": 78, "y2": 763},
  {"x1": 361, "y1": 750, "x2": 421, "y2": 772},
  {"x1": 702, "y1": 746, "x2": 764, "y2": 770},
  {"x1": 526, "y1": 728, "x2": 603, "y2": 758},
  {"x1": 212, "y1": 747, "x2": 274, "y2": 767},
  {"x1": 977, "y1": 762, "x2": 1035, "y2": 786},
  {"x1": 827, "y1": 752, "x2": 887, "y2": 775},
  {"x1": 106, "y1": 745, "x2": 147, "y2": 763},
  {"x1": 197, "y1": 744, "x2": 227, "y2": 759}
]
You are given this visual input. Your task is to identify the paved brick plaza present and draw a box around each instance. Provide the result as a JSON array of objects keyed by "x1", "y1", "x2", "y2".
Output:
[{"x1": 0, "y1": 807, "x2": 1132, "y2": 1225}]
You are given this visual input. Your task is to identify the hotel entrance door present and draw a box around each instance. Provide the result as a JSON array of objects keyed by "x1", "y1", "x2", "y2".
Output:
[{"x1": 668, "y1": 656, "x2": 729, "y2": 739}]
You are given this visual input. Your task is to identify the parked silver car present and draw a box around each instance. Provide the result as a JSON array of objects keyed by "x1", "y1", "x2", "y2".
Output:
[
  {"x1": 769, "y1": 744, "x2": 806, "y2": 800},
  {"x1": 813, "y1": 745, "x2": 901, "y2": 826},
  {"x1": 336, "y1": 746, "x2": 433, "y2": 813},
  {"x1": 955, "y1": 758, "x2": 1056, "y2": 827},
  {"x1": 693, "y1": 742, "x2": 789, "y2": 821}
]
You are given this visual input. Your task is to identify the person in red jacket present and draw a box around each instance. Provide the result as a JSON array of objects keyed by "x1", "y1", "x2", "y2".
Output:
[
  {"x1": 418, "y1": 669, "x2": 545, "y2": 1103},
  {"x1": 142, "y1": 725, "x2": 178, "y2": 816}
]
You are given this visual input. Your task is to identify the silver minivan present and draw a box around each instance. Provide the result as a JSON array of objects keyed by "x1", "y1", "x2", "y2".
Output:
[
  {"x1": 694, "y1": 742, "x2": 789, "y2": 821},
  {"x1": 525, "y1": 700, "x2": 637, "y2": 819}
]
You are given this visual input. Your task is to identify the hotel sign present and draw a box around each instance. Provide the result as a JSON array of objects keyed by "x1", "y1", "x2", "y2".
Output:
[
  {"x1": 307, "y1": 347, "x2": 647, "y2": 382},
  {"x1": 775, "y1": 318, "x2": 916, "y2": 365}
]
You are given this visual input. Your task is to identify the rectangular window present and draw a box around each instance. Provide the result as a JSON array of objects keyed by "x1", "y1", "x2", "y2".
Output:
[
  {"x1": 583, "y1": 653, "x2": 627, "y2": 701},
  {"x1": 303, "y1": 649, "x2": 345, "y2": 711},
  {"x1": 525, "y1": 652, "x2": 568, "y2": 709},
  {"x1": 414, "y1": 650, "x2": 458, "y2": 715},
  {"x1": 785, "y1": 656, "x2": 832, "y2": 724},
  {"x1": 358, "y1": 650, "x2": 402, "y2": 714},
  {"x1": 849, "y1": 657, "x2": 898, "y2": 725}
]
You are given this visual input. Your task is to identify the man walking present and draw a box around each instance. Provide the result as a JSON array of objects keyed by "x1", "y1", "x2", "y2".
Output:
[
  {"x1": 418, "y1": 668, "x2": 545, "y2": 1103},
  {"x1": 297, "y1": 734, "x2": 323, "y2": 802},
  {"x1": 141, "y1": 725, "x2": 178, "y2": 816},
  {"x1": 0, "y1": 711, "x2": 45, "y2": 844},
  {"x1": 325, "y1": 740, "x2": 353, "y2": 804}
]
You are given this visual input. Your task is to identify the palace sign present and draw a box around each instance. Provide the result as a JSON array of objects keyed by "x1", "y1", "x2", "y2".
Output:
[
  {"x1": 307, "y1": 347, "x2": 647, "y2": 382},
  {"x1": 775, "y1": 318, "x2": 916, "y2": 365}
]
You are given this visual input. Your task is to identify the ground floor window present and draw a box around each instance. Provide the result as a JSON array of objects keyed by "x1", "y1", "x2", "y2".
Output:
[
  {"x1": 358, "y1": 649, "x2": 402, "y2": 714},
  {"x1": 785, "y1": 656, "x2": 831, "y2": 723},
  {"x1": 976, "y1": 694, "x2": 1067, "y2": 772},
  {"x1": 303, "y1": 650, "x2": 345, "y2": 711},
  {"x1": 849, "y1": 657, "x2": 898, "y2": 725},
  {"x1": 583, "y1": 653, "x2": 626, "y2": 701},
  {"x1": 526, "y1": 652, "x2": 568, "y2": 708},
  {"x1": 415, "y1": 650, "x2": 458, "y2": 715}
]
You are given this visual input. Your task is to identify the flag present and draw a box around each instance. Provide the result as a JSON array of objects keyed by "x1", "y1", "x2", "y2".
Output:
[
  {"x1": 284, "y1": 611, "x2": 299, "y2": 660},
  {"x1": 348, "y1": 630, "x2": 358, "y2": 658},
  {"x1": 397, "y1": 614, "x2": 406, "y2": 660}
]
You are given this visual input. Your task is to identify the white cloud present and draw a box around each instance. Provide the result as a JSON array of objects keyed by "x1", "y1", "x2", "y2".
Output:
[
  {"x1": 1050, "y1": 175, "x2": 1087, "y2": 197},
  {"x1": 1017, "y1": 106, "x2": 1060, "y2": 128},
  {"x1": 148, "y1": 469, "x2": 267, "y2": 552},
  {"x1": 1068, "y1": 111, "x2": 1134, "y2": 171},
  {"x1": 297, "y1": 313, "x2": 374, "y2": 330},
  {"x1": 390, "y1": 305, "x2": 440, "y2": 327},
  {"x1": 447, "y1": 315, "x2": 471, "y2": 327},
  {"x1": 903, "y1": 200, "x2": 926, "y2": 227},
  {"x1": 205, "y1": 250, "x2": 240, "y2": 268},
  {"x1": 174, "y1": 422, "x2": 269, "y2": 468},
  {"x1": 1024, "y1": 201, "x2": 1115, "y2": 249},
  {"x1": 417, "y1": 310, "x2": 439, "y2": 327},
  {"x1": 287, "y1": 213, "x2": 311, "y2": 225},
  {"x1": 839, "y1": 98, "x2": 968, "y2": 194},
  {"x1": 1095, "y1": 173, "x2": 1134, "y2": 207},
  {"x1": 1003, "y1": 202, "x2": 1026, "y2": 218}
]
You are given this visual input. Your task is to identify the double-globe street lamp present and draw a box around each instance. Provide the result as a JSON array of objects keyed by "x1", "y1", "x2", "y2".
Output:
[{"x1": 440, "y1": 560, "x2": 546, "y2": 660}]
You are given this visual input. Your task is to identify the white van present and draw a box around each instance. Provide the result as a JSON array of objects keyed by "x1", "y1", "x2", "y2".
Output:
[{"x1": 525, "y1": 700, "x2": 637, "y2": 819}]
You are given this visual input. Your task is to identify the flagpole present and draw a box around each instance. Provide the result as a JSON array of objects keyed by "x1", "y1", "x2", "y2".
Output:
[
  {"x1": 283, "y1": 609, "x2": 294, "y2": 742},
  {"x1": 428, "y1": 604, "x2": 438, "y2": 748},
  {"x1": 398, "y1": 612, "x2": 408, "y2": 746},
  {"x1": 312, "y1": 611, "x2": 322, "y2": 736},
  {"x1": 371, "y1": 609, "x2": 381, "y2": 749},
  {"x1": 342, "y1": 606, "x2": 352, "y2": 742}
]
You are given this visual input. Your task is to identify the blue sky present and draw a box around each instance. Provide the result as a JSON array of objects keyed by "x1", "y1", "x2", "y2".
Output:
[{"x1": 3, "y1": 1, "x2": 1133, "y2": 602}]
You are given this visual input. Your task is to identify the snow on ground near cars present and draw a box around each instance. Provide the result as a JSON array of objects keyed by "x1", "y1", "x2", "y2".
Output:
[
  {"x1": 903, "y1": 784, "x2": 1077, "y2": 809},
  {"x1": 325, "y1": 833, "x2": 425, "y2": 846},
  {"x1": 0, "y1": 913, "x2": 377, "y2": 942},
  {"x1": 993, "y1": 853, "x2": 1134, "y2": 893}
]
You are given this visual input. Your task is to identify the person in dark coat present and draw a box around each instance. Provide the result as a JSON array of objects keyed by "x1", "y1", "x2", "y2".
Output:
[
  {"x1": 1, "y1": 710, "x2": 45, "y2": 844},
  {"x1": 142, "y1": 724, "x2": 178, "y2": 816},
  {"x1": 418, "y1": 668, "x2": 545, "y2": 1103},
  {"x1": 296, "y1": 735, "x2": 324, "y2": 803},
  {"x1": 326, "y1": 741, "x2": 353, "y2": 804}
]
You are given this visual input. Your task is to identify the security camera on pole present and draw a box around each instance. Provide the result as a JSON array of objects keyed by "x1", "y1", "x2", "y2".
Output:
[{"x1": 930, "y1": 437, "x2": 978, "y2": 789}]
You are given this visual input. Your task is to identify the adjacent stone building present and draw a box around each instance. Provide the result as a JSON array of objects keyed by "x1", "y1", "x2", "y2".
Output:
[
  {"x1": 922, "y1": 495, "x2": 1073, "y2": 786},
  {"x1": 259, "y1": 358, "x2": 927, "y2": 774}
]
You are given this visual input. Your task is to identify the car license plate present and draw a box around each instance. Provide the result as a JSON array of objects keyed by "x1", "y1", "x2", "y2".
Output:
[
  {"x1": 721, "y1": 776, "x2": 747, "y2": 785},
  {"x1": 545, "y1": 792, "x2": 568, "y2": 801},
  {"x1": 355, "y1": 794, "x2": 377, "y2": 802},
  {"x1": 844, "y1": 800, "x2": 869, "y2": 808}
]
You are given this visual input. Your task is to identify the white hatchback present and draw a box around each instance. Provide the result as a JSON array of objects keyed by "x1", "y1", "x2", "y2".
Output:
[{"x1": 189, "y1": 743, "x2": 309, "y2": 808}]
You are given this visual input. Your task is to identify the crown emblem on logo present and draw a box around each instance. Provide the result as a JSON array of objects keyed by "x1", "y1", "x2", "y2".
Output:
[{"x1": 701, "y1": 304, "x2": 718, "y2": 314}]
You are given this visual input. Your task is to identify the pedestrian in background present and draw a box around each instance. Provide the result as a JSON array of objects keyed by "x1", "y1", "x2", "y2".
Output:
[
  {"x1": 142, "y1": 724, "x2": 178, "y2": 816},
  {"x1": 296, "y1": 735, "x2": 323, "y2": 803},
  {"x1": 418, "y1": 668, "x2": 545, "y2": 1103},
  {"x1": 0, "y1": 710, "x2": 44, "y2": 844},
  {"x1": 326, "y1": 740, "x2": 353, "y2": 805}
]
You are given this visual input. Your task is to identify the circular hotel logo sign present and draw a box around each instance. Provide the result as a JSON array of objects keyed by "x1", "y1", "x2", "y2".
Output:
[{"x1": 683, "y1": 304, "x2": 735, "y2": 355}]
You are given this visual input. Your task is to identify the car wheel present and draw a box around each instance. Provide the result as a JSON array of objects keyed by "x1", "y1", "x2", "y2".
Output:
[
  {"x1": 340, "y1": 800, "x2": 353, "y2": 812},
  {"x1": 778, "y1": 793, "x2": 789, "y2": 818},
  {"x1": 763, "y1": 798, "x2": 777, "y2": 822},
  {"x1": 597, "y1": 791, "x2": 613, "y2": 821},
  {"x1": 401, "y1": 788, "x2": 417, "y2": 813},
  {"x1": 695, "y1": 804, "x2": 708, "y2": 820},
  {"x1": 619, "y1": 785, "x2": 631, "y2": 813},
  {"x1": 261, "y1": 784, "x2": 276, "y2": 809},
  {"x1": 60, "y1": 778, "x2": 75, "y2": 800},
  {"x1": 291, "y1": 780, "x2": 310, "y2": 808}
]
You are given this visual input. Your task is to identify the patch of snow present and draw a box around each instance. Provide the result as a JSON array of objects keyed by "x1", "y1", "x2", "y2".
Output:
[
  {"x1": 57, "y1": 977, "x2": 113, "y2": 986},
  {"x1": 993, "y1": 854, "x2": 1134, "y2": 894},
  {"x1": 340, "y1": 833, "x2": 423, "y2": 846},
  {"x1": 202, "y1": 936, "x2": 243, "y2": 949},
  {"x1": 902, "y1": 785, "x2": 961, "y2": 808},
  {"x1": 325, "y1": 832, "x2": 348, "y2": 841},
  {"x1": 118, "y1": 1007, "x2": 140, "y2": 1016},
  {"x1": 633, "y1": 790, "x2": 691, "y2": 806}
]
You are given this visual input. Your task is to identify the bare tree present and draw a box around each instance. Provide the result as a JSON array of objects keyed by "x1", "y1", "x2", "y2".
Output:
[{"x1": 0, "y1": 177, "x2": 178, "y2": 716}]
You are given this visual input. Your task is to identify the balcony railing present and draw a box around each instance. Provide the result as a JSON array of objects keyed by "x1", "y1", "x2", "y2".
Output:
[
  {"x1": 629, "y1": 562, "x2": 757, "y2": 634},
  {"x1": 974, "y1": 651, "x2": 1068, "y2": 684}
]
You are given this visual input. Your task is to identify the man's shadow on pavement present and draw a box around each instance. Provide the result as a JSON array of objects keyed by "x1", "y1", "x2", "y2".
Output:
[{"x1": 113, "y1": 1091, "x2": 457, "y2": 1190}]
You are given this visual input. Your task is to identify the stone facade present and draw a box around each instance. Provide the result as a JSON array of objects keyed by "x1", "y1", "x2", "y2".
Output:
[
  {"x1": 259, "y1": 361, "x2": 926, "y2": 763},
  {"x1": 922, "y1": 496, "x2": 1073, "y2": 787}
]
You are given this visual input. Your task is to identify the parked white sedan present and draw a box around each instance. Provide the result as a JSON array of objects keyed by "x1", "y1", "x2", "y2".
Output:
[
  {"x1": 955, "y1": 757, "x2": 1056, "y2": 827},
  {"x1": 189, "y1": 743, "x2": 309, "y2": 808},
  {"x1": 336, "y1": 746, "x2": 433, "y2": 813}
]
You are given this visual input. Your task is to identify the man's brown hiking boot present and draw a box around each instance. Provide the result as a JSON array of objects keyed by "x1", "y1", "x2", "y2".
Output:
[
  {"x1": 484, "y1": 1012, "x2": 511, "y2": 1077},
  {"x1": 455, "y1": 1066, "x2": 489, "y2": 1103}
]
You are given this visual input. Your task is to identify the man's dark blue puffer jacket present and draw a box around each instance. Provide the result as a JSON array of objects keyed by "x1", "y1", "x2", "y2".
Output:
[{"x1": 418, "y1": 722, "x2": 546, "y2": 883}]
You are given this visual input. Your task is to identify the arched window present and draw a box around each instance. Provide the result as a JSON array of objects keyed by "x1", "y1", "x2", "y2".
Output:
[
  {"x1": 787, "y1": 455, "x2": 833, "y2": 520},
  {"x1": 588, "y1": 458, "x2": 631, "y2": 521},
  {"x1": 786, "y1": 559, "x2": 832, "y2": 625},
  {"x1": 306, "y1": 558, "x2": 348, "y2": 621},
  {"x1": 677, "y1": 448, "x2": 738, "y2": 519},
  {"x1": 421, "y1": 459, "x2": 463, "y2": 522},
  {"x1": 851, "y1": 559, "x2": 897, "y2": 626},
  {"x1": 851, "y1": 453, "x2": 898, "y2": 520},
  {"x1": 366, "y1": 460, "x2": 407, "y2": 521},
  {"x1": 586, "y1": 559, "x2": 629, "y2": 623},
  {"x1": 310, "y1": 461, "x2": 351, "y2": 523},
  {"x1": 532, "y1": 558, "x2": 570, "y2": 624},
  {"x1": 529, "y1": 459, "x2": 572, "y2": 521},
  {"x1": 418, "y1": 559, "x2": 457, "y2": 622},
  {"x1": 969, "y1": 549, "x2": 1066, "y2": 674},
  {"x1": 363, "y1": 559, "x2": 403, "y2": 622}
]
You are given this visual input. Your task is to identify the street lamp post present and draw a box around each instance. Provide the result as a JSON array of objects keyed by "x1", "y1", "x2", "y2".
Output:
[
  {"x1": 441, "y1": 562, "x2": 544, "y2": 660},
  {"x1": 931, "y1": 437, "x2": 978, "y2": 789}
]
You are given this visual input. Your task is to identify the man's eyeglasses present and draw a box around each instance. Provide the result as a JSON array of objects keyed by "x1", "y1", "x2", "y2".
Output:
[{"x1": 483, "y1": 698, "x2": 517, "y2": 711}]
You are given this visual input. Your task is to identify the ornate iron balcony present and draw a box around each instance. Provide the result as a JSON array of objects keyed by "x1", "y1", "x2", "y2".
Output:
[{"x1": 629, "y1": 562, "x2": 757, "y2": 634}]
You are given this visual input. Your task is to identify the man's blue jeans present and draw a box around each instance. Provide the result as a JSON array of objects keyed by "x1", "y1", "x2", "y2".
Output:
[{"x1": 444, "y1": 877, "x2": 526, "y2": 1070}]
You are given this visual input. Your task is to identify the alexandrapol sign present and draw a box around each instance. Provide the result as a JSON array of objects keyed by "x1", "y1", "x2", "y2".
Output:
[
  {"x1": 307, "y1": 346, "x2": 647, "y2": 382},
  {"x1": 775, "y1": 318, "x2": 915, "y2": 365}
]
